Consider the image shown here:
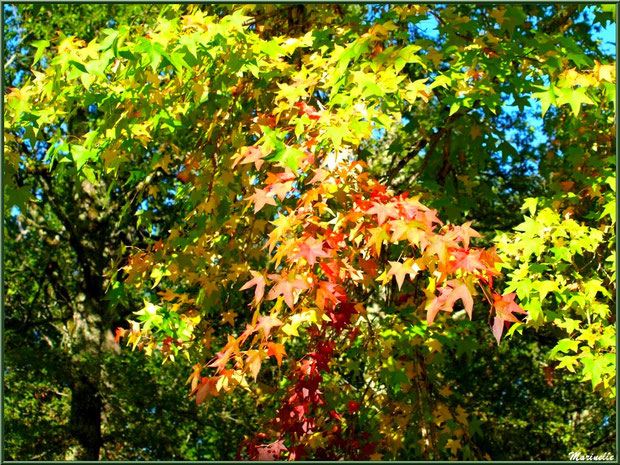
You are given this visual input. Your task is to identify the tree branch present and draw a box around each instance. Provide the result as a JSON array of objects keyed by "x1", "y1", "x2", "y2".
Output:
[{"x1": 386, "y1": 111, "x2": 464, "y2": 186}]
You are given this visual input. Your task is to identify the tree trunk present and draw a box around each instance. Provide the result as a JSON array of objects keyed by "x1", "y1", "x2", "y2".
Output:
[
  {"x1": 66, "y1": 299, "x2": 105, "y2": 460},
  {"x1": 69, "y1": 375, "x2": 102, "y2": 460}
]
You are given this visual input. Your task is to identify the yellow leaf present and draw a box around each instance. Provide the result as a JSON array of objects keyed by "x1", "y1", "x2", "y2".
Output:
[
  {"x1": 446, "y1": 438, "x2": 461, "y2": 455},
  {"x1": 221, "y1": 311, "x2": 237, "y2": 327},
  {"x1": 426, "y1": 338, "x2": 443, "y2": 354}
]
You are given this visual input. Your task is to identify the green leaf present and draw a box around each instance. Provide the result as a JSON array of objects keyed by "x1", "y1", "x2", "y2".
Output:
[
  {"x1": 531, "y1": 85, "x2": 556, "y2": 117},
  {"x1": 581, "y1": 354, "x2": 608, "y2": 389},
  {"x1": 31, "y1": 39, "x2": 50, "y2": 65},
  {"x1": 362, "y1": 81, "x2": 385, "y2": 98},
  {"x1": 600, "y1": 199, "x2": 616, "y2": 224},
  {"x1": 549, "y1": 338, "x2": 580, "y2": 359},
  {"x1": 521, "y1": 197, "x2": 538, "y2": 216},
  {"x1": 557, "y1": 355, "x2": 579, "y2": 373},
  {"x1": 261, "y1": 40, "x2": 286, "y2": 58},
  {"x1": 281, "y1": 146, "x2": 304, "y2": 171},
  {"x1": 69, "y1": 60, "x2": 88, "y2": 74},
  {"x1": 429, "y1": 74, "x2": 451, "y2": 90},
  {"x1": 72, "y1": 145, "x2": 98, "y2": 170},
  {"x1": 323, "y1": 125, "x2": 350, "y2": 148},
  {"x1": 555, "y1": 87, "x2": 594, "y2": 117}
]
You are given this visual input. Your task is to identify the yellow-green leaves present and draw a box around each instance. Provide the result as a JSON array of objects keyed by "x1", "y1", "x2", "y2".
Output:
[
  {"x1": 31, "y1": 39, "x2": 50, "y2": 66},
  {"x1": 497, "y1": 187, "x2": 615, "y2": 398}
]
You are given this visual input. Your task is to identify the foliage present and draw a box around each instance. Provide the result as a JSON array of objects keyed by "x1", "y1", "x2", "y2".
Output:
[
  {"x1": 496, "y1": 100, "x2": 616, "y2": 399},
  {"x1": 4, "y1": 3, "x2": 616, "y2": 460}
]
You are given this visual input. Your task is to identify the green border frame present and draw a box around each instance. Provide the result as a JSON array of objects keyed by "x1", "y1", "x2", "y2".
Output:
[{"x1": 0, "y1": 1, "x2": 617, "y2": 463}]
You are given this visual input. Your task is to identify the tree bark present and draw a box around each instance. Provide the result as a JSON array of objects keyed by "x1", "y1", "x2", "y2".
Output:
[
  {"x1": 68, "y1": 374, "x2": 103, "y2": 460},
  {"x1": 66, "y1": 299, "x2": 105, "y2": 461}
]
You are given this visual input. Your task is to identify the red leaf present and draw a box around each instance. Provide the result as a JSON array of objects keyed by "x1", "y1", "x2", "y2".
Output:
[
  {"x1": 245, "y1": 349, "x2": 265, "y2": 380},
  {"x1": 426, "y1": 281, "x2": 473, "y2": 324},
  {"x1": 492, "y1": 316, "x2": 504, "y2": 345},
  {"x1": 366, "y1": 201, "x2": 400, "y2": 226},
  {"x1": 236, "y1": 145, "x2": 265, "y2": 170},
  {"x1": 347, "y1": 400, "x2": 360, "y2": 414},
  {"x1": 177, "y1": 168, "x2": 191, "y2": 184},
  {"x1": 319, "y1": 260, "x2": 341, "y2": 281},
  {"x1": 114, "y1": 327, "x2": 126, "y2": 343},
  {"x1": 445, "y1": 283, "x2": 474, "y2": 320},
  {"x1": 296, "y1": 101, "x2": 321, "y2": 120},
  {"x1": 294, "y1": 237, "x2": 330, "y2": 266},
  {"x1": 449, "y1": 248, "x2": 486, "y2": 273},
  {"x1": 316, "y1": 281, "x2": 346, "y2": 311},
  {"x1": 239, "y1": 323, "x2": 257, "y2": 345},
  {"x1": 451, "y1": 221, "x2": 481, "y2": 248},
  {"x1": 195, "y1": 377, "x2": 219, "y2": 404}
]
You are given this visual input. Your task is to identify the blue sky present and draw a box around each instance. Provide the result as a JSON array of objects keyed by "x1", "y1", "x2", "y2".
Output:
[{"x1": 406, "y1": 5, "x2": 616, "y2": 156}]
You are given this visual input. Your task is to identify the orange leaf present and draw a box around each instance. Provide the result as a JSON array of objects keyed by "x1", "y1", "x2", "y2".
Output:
[{"x1": 267, "y1": 342, "x2": 287, "y2": 367}]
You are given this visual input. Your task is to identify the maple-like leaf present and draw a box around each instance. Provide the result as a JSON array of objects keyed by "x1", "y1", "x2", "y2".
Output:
[
  {"x1": 221, "y1": 310, "x2": 238, "y2": 327},
  {"x1": 491, "y1": 316, "x2": 505, "y2": 345},
  {"x1": 315, "y1": 281, "x2": 346, "y2": 311},
  {"x1": 324, "y1": 228, "x2": 346, "y2": 250},
  {"x1": 195, "y1": 377, "x2": 219, "y2": 404},
  {"x1": 296, "y1": 101, "x2": 321, "y2": 120},
  {"x1": 269, "y1": 181, "x2": 294, "y2": 201},
  {"x1": 419, "y1": 208, "x2": 443, "y2": 229},
  {"x1": 495, "y1": 293, "x2": 526, "y2": 317},
  {"x1": 240, "y1": 271, "x2": 269, "y2": 303},
  {"x1": 248, "y1": 187, "x2": 277, "y2": 213},
  {"x1": 208, "y1": 350, "x2": 230, "y2": 371},
  {"x1": 389, "y1": 219, "x2": 425, "y2": 247},
  {"x1": 240, "y1": 146, "x2": 265, "y2": 170},
  {"x1": 366, "y1": 201, "x2": 400, "y2": 226},
  {"x1": 426, "y1": 286, "x2": 453, "y2": 325},
  {"x1": 491, "y1": 293, "x2": 527, "y2": 344},
  {"x1": 366, "y1": 226, "x2": 390, "y2": 256},
  {"x1": 358, "y1": 257, "x2": 379, "y2": 278},
  {"x1": 222, "y1": 334, "x2": 241, "y2": 356},
  {"x1": 245, "y1": 349, "x2": 266, "y2": 380},
  {"x1": 257, "y1": 315, "x2": 283, "y2": 339},
  {"x1": 177, "y1": 168, "x2": 192, "y2": 184},
  {"x1": 294, "y1": 237, "x2": 330, "y2": 266},
  {"x1": 232, "y1": 145, "x2": 265, "y2": 170},
  {"x1": 114, "y1": 327, "x2": 126, "y2": 343},
  {"x1": 445, "y1": 283, "x2": 474, "y2": 320},
  {"x1": 318, "y1": 260, "x2": 341, "y2": 281},
  {"x1": 426, "y1": 281, "x2": 473, "y2": 324},
  {"x1": 479, "y1": 246, "x2": 503, "y2": 276},
  {"x1": 265, "y1": 169, "x2": 296, "y2": 185},
  {"x1": 266, "y1": 273, "x2": 309, "y2": 309},
  {"x1": 186, "y1": 363, "x2": 203, "y2": 393},
  {"x1": 307, "y1": 167, "x2": 330, "y2": 185},
  {"x1": 255, "y1": 440, "x2": 287, "y2": 460},
  {"x1": 451, "y1": 221, "x2": 481, "y2": 248},
  {"x1": 449, "y1": 248, "x2": 486, "y2": 273},
  {"x1": 267, "y1": 341, "x2": 287, "y2": 367},
  {"x1": 386, "y1": 259, "x2": 419, "y2": 290},
  {"x1": 239, "y1": 323, "x2": 257, "y2": 345}
]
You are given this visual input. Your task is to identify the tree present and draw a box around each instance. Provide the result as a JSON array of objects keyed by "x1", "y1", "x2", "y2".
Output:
[
  {"x1": 4, "y1": 3, "x2": 615, "y2": 460},
  {"x1": 4, "y1": 3, "x2": 258, "y2": 460}
]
